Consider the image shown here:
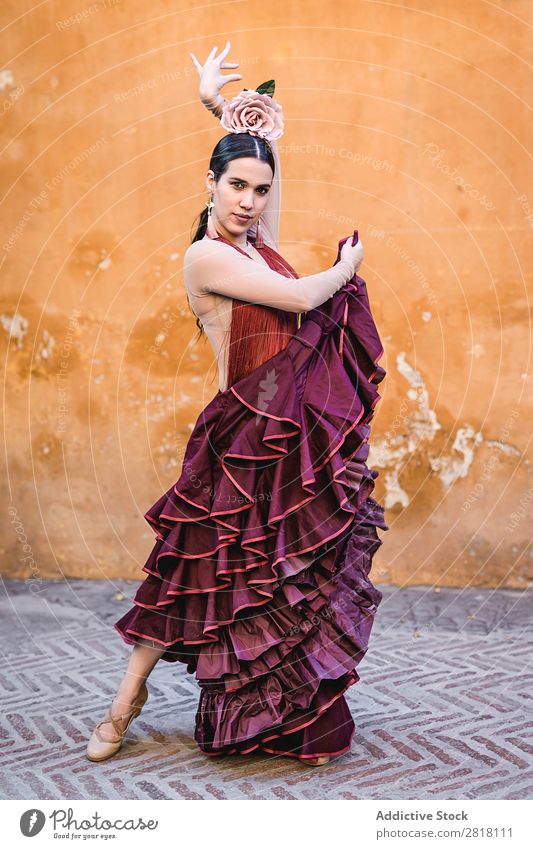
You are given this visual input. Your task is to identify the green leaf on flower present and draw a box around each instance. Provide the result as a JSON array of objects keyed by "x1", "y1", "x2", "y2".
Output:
[{"x1": 255, "y1": 80, "x2": 276, "y2": 97}]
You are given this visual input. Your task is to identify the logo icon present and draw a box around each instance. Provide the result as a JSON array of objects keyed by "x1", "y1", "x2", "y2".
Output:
[{"x1": 20, "y1": 809, "x2": 46, "y2": 837}]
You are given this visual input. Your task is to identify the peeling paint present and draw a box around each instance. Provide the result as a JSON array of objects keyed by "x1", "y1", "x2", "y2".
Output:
[
  {"x1": 383, "y1": 469, "x2": 410, "y2": 509},
  {"x1": 1, "y1": 312, "x2": 29, "y2": 347},
  {"x1": 485, "y1": 439, "x2": 522, "y2": 458},
  {"x1": 369, "y1": 352, "x2": 443, "y2": 509},
  {"x1": 0, "y1": 69, "x2": 14, "y2": 90},
  {"x1": 97, "y1": 254, "x2": 111, "y2": 270},
  {"x1": 37, "y1": 328, "x2": 56, "y2": 360},
  {"x1": 465, "y1": 343, "x2": 485, "y2": 358},
  {"x1": 429, "y1": 425, "x2": 483, "y2": 487},
  {"x1": 396, "y1": 352, "x2": 442, "y2": 443},
  {"x1": 366, "y1": 354, "x2": 515, "y2": 507}
]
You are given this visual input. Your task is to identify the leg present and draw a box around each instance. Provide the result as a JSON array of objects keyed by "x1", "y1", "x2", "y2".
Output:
[{"x1": 96, "y1": 637, "x2": 166, "y2": 742}]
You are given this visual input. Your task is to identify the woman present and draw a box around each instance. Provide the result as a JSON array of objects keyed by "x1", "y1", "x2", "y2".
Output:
[{"x1": 86, "y1": 43, "x2": 388, "y2": 767}]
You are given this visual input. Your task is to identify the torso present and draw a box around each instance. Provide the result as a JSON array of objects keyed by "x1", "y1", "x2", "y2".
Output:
[
  {"x1": 188, "y1": 238, "x2": 271, "y2": 321},
  {"x1": 186, "y1": 231, "x2": 368, "y2": 486},
  {"x1": 187, "y1": 232, "x2": 282, "y2": 393}
]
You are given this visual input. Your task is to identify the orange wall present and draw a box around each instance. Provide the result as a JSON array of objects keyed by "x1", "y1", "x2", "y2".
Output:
[{"x1": 1, "y1": 1, "x2": 531, "y2": 588}]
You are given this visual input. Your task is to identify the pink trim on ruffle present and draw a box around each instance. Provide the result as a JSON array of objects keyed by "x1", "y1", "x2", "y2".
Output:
[
  {"x1": 114, "y1": 623, "x2": 216, "y2": 647},
  {"x1": 197, "y1": 672, "x2": 358, "y2": 758},
  {"x1": 231, "y1": 386, "x2": 301, "y2": 429},
  {"x1": 261, "y1": 724, "x2": 356, "y2": 760},
  {"x1": 146, "y1": 508, "x2": 361, "y2": 584}
]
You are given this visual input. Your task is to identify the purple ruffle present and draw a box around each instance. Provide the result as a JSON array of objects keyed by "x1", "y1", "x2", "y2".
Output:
[{"x1": 115, "y1": 264, "x2": 388, "y2": 758}]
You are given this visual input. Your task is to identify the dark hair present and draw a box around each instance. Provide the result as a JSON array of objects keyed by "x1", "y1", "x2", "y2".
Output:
[{"x1": 187, "y1": 132, "x2": 275, "y2": 340}]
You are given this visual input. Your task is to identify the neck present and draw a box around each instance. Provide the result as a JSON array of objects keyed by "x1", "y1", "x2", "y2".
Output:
[{"x1": 209, "y1": 210, "x2": 251, "y2": 249}]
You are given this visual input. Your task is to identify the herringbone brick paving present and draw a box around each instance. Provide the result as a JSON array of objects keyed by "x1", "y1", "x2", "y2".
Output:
[{"x1": 0, "y1": 579, "x2": 531, "y2": 800}]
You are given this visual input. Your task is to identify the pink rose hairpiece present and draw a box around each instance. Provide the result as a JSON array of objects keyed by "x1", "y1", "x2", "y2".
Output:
[{"x1": 219, "y1": 80, "x2": 284, "y2": 152}]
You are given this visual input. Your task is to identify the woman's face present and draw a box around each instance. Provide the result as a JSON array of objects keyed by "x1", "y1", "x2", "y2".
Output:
[{"x1": 206, "y1": 156, "x2": 273, "y2": 242}]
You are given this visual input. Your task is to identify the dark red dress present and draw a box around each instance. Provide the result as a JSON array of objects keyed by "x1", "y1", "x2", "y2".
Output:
[{"x1": 115, "y1": 234, "x2": 388, "y2": 760}]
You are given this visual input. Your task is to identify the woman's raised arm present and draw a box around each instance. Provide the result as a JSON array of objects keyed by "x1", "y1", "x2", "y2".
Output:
[{"x1": 184, "y1": 238, "x2": 354, "y2": 314}]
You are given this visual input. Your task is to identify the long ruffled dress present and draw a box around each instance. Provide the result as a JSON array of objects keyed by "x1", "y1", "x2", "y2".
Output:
[{"x1": 114, "y1": 235, "x2": 388, "y2": 761}]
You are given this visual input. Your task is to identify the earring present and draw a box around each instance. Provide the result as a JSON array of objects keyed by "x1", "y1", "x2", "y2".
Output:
[
  {"x1": 254, "y1": 215, "x2": 265, "y2": 249},
  {"x1": 206, "y1": 194, "x2": 218, "y2": 239}
]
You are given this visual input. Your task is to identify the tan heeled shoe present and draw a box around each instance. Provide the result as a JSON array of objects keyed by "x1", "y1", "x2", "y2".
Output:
[
  {"x1": 86, "y1": 683, "x2": 149, "y2": 762},
  {"x1": 305, "y1": 756, "x2": 331, "y2": 766}
]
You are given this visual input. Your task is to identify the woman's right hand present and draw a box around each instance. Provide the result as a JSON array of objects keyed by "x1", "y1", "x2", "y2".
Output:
[
  {"x1": 340, "y1": 235, "x2": 364, "y2": 274},
  {"x1": 189, "y1": 41, "x2": 243, "y2": 105}
]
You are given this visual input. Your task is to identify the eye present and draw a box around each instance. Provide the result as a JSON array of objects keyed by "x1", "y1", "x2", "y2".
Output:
[{"x1": 230, "y1": 181, "x2": 270, "y2": 194}]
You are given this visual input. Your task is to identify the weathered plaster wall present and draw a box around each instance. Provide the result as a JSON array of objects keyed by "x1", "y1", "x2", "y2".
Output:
[{"x1": 1, "y1": 1, "x2": 531, "y2": 588}]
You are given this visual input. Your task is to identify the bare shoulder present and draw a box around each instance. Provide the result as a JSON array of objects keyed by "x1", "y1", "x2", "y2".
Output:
[
  {"x1": 184, "y1": 238, "x2": 213, "y2": 265},
  {"x1": 184, "y1": 238, "x2": 231, "y2": 266},
  {"x1": 184, "y1": 238, "x2": 229, "y2": 261},
  {"x1": 183, "y1": 239, "x2": 224, "y2": 296}
]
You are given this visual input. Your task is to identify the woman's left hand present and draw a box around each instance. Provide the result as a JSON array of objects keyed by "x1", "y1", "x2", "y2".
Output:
[{"x1": 189, "y1": 41, "x2": 243, "y2": 104}]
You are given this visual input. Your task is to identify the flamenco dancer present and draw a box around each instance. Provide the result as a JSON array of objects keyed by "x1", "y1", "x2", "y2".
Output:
[{"x1": 87, "y1": 42, "x2": 389, "y2": 767}]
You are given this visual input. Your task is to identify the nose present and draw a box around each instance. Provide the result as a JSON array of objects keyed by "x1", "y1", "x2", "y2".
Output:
[{"x1": 239, "y1": 190, "x2": 254, "y2": 210}]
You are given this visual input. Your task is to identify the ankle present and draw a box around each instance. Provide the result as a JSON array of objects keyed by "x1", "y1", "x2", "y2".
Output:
[{"x1": 113, "y1": 679, "x2": 146, "y2": 710}]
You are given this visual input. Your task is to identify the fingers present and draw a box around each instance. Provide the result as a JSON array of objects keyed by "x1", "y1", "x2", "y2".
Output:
[
  {"x1": 189, "y1": 52, "x2": 202, "y2": 75},
  {"x1": 219, "y1": 40, "x2": 231, "y2": 60},
  {"x1": 199, "y1": 41, "x2": 236, "y2": 67},
  {"x1": 190, "y1": 41, "x2": 241, "y2": 90},
  {"x1": 220, "y1": 73, "x2": 243, "y2": 84}
]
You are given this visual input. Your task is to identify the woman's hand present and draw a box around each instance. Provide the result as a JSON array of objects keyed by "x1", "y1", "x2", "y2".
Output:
[
  {"x1": 340, "y1": 236, "x2": 365, "y2": 274},
  {"x1": 189, "y1": 41, "x2": 243, "y2": 105}
]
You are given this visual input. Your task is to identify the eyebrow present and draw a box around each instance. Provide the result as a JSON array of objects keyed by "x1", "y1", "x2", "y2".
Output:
[{"x1": 229, "y1": 177, "x2": 272, "y2": 188}]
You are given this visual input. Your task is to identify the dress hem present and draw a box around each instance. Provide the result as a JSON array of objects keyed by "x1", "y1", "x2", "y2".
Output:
[{"x1": 196, "y1": 670, "x2": 358, "y2": 758}]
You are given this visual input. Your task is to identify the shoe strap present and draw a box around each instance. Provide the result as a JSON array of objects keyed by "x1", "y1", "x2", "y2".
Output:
[
  {"x1": 95, "y1": 707, "x2": 139, "y2": 740},
  {"x1": 93, "y1": 686, "x2": 147, "y2": 741}
]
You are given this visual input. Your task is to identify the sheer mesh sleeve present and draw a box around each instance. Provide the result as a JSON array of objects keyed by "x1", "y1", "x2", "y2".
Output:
[
  {"x1": 183, "y1": 238, "x2": 354, "y2": 314},
  {"x1": 249, "y1": 136, "x2": 280, "y2": 252},
  {"x1": 201, "y1": 92, "x2": 227, "y2": 120}
]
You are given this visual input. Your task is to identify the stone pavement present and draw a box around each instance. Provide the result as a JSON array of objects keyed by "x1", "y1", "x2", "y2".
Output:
[{"x1": 0, "y1": 579, "x2": 531, "y2": 801}]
